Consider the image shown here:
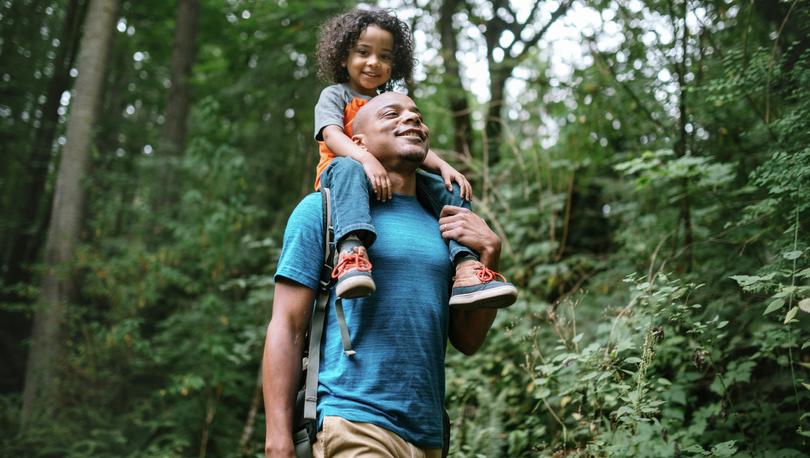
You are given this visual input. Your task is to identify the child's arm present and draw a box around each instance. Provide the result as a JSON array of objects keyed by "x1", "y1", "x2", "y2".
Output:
[
  {"x1": 421, "y1": 149, "x2": 472, "y2": 201},
  {"x1": 322, "y1": 125, "x2": 392, "y2": 201}
]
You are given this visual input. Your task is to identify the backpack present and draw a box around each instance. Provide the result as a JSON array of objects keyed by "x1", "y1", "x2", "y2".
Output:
[{"x1": 290, "y1": 187, "x2": 450, "y2": 458}]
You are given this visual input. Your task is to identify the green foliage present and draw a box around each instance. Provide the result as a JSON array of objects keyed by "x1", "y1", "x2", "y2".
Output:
[{"x1": 2, "y1": 0, "x2": 809, "y2": 456}]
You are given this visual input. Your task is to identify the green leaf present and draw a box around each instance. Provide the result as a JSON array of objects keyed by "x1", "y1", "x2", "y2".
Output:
[
  {"x1": 711, "y1": 440, "x2": 738, "y2": 457},
  {"x1": 799, "y1": 298, "x2": 810, "y2": 313},
  {"x1": 764, "y1": 298, "x2": 784, "y2": 315},
  {"x1": 730, "y1": 275, "x2": 761, "y2": 287},
  {"x1": 785, "y1": 306, "x2": 799, "y2": 324},
  {"x1": 572, "y1": 333, "x2": 584, "y2": 343},
  {"x1": 615, "y1": 406, "x2": 634, "y2": 419},
  {"x1": 783, "y1": 250, "x2": 803, "y2": 260},
  {"x1": 624, "y1": 357, "x2": 643, "y2": 364}
]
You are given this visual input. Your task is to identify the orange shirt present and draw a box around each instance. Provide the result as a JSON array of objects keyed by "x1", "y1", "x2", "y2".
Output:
[{"x1": 314, "y1": 96, "x2": 368, "y2": 190}]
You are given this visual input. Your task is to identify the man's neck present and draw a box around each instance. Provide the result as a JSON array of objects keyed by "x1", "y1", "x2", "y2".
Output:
[{"x1": 388, "y1": 170, "x2": 417, "y2": 196}]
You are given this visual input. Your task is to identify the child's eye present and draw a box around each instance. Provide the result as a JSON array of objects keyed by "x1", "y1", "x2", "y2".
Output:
[
  {"x1": 356, "y1": 49, "x2": 369, "y2": 56},
  {"x1": 381, "y1": 53, "x2": 393, "y2": 62}
]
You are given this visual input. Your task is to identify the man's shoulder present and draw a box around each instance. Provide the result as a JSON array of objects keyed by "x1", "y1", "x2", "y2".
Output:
[{"x1": 288, "y1": 192, "x2": 324, "y2": 226}]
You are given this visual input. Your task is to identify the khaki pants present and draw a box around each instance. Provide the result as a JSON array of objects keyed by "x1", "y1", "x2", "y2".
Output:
[{"x1": 313, "y1": 416, "x2": 443, "y2": 458}]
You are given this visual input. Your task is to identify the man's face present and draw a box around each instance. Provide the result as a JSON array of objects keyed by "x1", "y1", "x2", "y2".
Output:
[{"x1": 354, "y1": 92, "x2": 430, "y2": 166}]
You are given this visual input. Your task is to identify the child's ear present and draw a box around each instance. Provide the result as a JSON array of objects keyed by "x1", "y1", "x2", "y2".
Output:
[{"x1": 340, "y1": 59, "x2": 347, "y2": 68}]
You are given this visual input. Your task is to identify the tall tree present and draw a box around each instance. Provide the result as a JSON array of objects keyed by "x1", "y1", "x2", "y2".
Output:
[
  {"x1": 2, "y1": 0, "x2": 88, "y2": 287},
  {"x1": 466, "y1": 0, "x2": 572, "y2": 164},
  {"x1": 155, "y1": 0, "x2": 200, "y2": 212},
  {"x1": 21, "y1": 0, "x2": 119, "y2": 427},
  {"x1": 162, "y1": 0, "x2": 200, "y2": 156},
  {"x1": 438, "y1": 0, "x2": 474, "y2": 158}
]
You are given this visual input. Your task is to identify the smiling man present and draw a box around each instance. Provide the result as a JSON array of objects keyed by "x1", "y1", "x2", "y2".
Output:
[{"x1": 262, "y1": 92, "x2": 507, "y2": 458}]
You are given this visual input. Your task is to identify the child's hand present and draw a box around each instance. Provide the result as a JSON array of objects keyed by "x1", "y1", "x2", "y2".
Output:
[
  {"x1": 361, "y1": 155, "x2": 392, "y2": 201},
  {"x1": 439, "y1": 163, "x2": 473, "y2": 201}
]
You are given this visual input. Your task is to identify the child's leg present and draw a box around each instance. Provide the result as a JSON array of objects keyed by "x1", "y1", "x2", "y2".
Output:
[
  {"x1": 415, "y1": 170, "x2": 517, "y2": 310},
  {"x1": 320, "y1": 158, "x2": 376, "y2": 298},
  {"x1": 414, "y1": 170, "x2": 476, "y2": 262}
]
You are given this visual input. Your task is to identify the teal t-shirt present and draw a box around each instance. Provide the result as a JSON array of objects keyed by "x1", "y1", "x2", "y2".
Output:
[{"x1": 275, "y1": 193, "x2": 452, "y2": 448}]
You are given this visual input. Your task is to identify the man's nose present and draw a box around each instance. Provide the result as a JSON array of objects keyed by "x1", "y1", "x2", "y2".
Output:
[{"x1": 401, "y1": 110, "x2": 421, "y2": 124}]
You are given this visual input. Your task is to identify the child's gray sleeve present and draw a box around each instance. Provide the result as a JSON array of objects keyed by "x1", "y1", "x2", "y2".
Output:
[{"x1": 314, "y1": 85, "x2": 348, "y2": 141}]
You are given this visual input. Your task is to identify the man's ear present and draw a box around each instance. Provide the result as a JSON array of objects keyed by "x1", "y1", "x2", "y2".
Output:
[{"x1": 351, "y1": 133, "x2": 367, "y2": 149}]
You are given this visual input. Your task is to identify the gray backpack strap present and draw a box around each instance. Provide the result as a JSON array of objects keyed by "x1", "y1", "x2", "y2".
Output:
[
  {"x1": 303, "y1": 188, "x2": 335, "y2": 421},
  {"x1": 334, "y1": 298, "x2": 356, "y2": 356},
  {"x1": 303, "y1": 283, "x2": 329, "y2": 421},
  {"x1": 293, "y1": 428, "x2": 313, "y2": 458}
]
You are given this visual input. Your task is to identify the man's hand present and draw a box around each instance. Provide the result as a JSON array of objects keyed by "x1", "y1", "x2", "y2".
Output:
[
  {"x1": 264, "y1": 439, "x2": 295, "y2": 458},
  {"x1": 438, "y1": 163, "x2": 472, "y2": 201},
  {"x1": 360, "y1": 154, "x2": 392, "y2": 201},
  {"x1": 438, "y1": 205, "x2": 501, "y2": 267}
]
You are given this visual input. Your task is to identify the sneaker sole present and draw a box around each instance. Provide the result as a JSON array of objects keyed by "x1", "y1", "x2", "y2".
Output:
[
  {"x1": 336, "y1": 276, "x2": 376, "y2": 299},
  {"x1": 449, "y1": 284, "x2": 518, "y2": 310}
]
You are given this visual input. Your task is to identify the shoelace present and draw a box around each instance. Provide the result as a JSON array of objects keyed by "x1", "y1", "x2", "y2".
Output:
[
  {"x1": 331, "y1": 249, "x2": 373, "y2": 280},
  {"x1": 475, "y1": 265, "x2": 507, "y2": 283}
]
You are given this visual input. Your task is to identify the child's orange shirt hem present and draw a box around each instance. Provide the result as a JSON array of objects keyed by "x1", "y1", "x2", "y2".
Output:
[{"x1": 314, "y1": 97, "x2": 368, "y2": 190}]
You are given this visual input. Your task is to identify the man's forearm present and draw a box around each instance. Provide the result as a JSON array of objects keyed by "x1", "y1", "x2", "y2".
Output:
[{"x1": 262, "y1": 320, "x2": 305, "y2": 456}]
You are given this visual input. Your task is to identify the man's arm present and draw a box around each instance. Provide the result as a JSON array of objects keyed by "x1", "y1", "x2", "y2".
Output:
[
  {"x1": 262, "y1": 279, "x2": 315, "y2": 457},
  {"x1": 438, "y1": 206, "x2": 502, "y2": 355}
]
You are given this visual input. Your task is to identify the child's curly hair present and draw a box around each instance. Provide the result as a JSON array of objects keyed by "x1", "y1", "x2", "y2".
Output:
[{"x1": 316, "y1": 8, "x2": 414, "y2": 92}]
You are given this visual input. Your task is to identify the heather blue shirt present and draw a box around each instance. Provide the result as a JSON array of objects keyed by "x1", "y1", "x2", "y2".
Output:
[{"x1": 275, "y1": 193, "x2": 452, "y2": 448}]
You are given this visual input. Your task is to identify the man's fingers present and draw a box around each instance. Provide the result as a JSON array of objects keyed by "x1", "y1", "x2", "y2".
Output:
[{"x1": 439, "y1": 205, "x2": 469, "y2": 218}]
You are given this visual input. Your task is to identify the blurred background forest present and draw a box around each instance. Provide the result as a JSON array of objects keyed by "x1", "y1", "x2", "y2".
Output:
[{"x1": 1, "y1": 0, "x2": 808, "y2": 456}]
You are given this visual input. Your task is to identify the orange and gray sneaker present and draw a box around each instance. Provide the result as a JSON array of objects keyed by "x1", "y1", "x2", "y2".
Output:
[
  {"x1": 449, "y1": 260, "x2": 518, "y2": 310},
  {"x1": 331, "y1": 246, "x2": 376, "y2": 299}
]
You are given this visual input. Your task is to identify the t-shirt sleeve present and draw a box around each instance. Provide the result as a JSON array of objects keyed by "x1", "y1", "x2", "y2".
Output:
[
  {"x1": 314, "y1": 85, "x2": 348, "y2": 141},
  {"x1": 274, "y1": 194, "x2": 325, "y2": 290}
]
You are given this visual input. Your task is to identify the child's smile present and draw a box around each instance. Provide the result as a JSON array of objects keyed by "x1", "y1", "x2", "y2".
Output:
[{"x1": 342, "y1": 25, "x2": 394, "y2": 96}]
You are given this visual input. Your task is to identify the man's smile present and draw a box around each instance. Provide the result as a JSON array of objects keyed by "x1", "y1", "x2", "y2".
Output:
[{"x1": 395, "y1": 128, "x2": 426, "y2": 141}]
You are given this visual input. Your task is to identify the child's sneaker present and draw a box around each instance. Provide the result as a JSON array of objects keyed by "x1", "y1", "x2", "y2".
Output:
[
  {"x1": 449, "y1": 260, "x2": 517, "y2": 310},
  {"x1": 332, "y1": 246, "x2": 376, "y2": 298}
]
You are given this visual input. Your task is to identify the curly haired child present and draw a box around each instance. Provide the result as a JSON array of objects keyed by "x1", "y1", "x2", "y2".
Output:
[{"x1": 313, "y1": 8, "x2": 517, "y2": 309}]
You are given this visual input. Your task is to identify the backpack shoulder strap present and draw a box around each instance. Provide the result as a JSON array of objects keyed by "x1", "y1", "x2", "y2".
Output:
[{"x1": 303, "y1": 188, "x2": 335, "y2": 421}]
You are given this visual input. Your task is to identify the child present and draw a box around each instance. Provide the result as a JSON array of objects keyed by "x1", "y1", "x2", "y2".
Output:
[{"x1": 313, "y1": 8, "x2": 517, "y2": 310}]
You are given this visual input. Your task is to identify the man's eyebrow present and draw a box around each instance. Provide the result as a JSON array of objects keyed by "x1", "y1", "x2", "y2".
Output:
[{"x1": 376, "y1": 103, "x2": 422, "y2": 115}]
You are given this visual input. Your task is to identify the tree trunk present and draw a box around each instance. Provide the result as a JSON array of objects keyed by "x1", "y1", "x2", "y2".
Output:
[
  {"x1": 2, "y1": 0, "x2": 87, "y2": 287},
  {"x1": 438, "y1": 0, "x2": 473, "y2": 159},
  {"x1": 485, "y1": 68, "x2": 508, "y2": 165},
  {"x1": 20, "y1": 0, "x2": 118, "y2": 428},
  {"x1": 156, "y1": 0, "x2": 200, "y2": 211},
  {"x1": 162, "y1": 0, "x2": 200, "y2": 155}
]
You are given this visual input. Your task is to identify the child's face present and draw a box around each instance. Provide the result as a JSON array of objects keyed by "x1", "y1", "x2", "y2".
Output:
[{"x1": 342, "y1": 25, "x2": 394, "y2": 96}]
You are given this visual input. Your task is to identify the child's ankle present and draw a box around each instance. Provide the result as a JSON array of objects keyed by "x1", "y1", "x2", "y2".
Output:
[
  {"x1": 338, "y1": 233, "x2": 364, "y2": 254},
  {"x1": 453, "y1": 253, "x2": 478, "y2": 270}
]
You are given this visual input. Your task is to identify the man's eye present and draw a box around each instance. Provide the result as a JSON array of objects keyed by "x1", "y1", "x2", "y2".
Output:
[{"x1": 383, "y1": 111, "x2": 397, "y2": 118}]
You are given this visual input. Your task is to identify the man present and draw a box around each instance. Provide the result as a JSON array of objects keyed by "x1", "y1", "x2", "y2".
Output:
[{"x1": 263, "y1": 92, "x2": 508, "y2": 457}]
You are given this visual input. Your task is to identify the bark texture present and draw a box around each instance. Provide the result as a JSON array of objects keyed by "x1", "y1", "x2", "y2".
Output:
[
  {"x1": 21, "y1": 0, "x2": 118, "y2": 427},
  {"x1": 438, "y1": 0, "x2": 473, "y2": 159}
]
